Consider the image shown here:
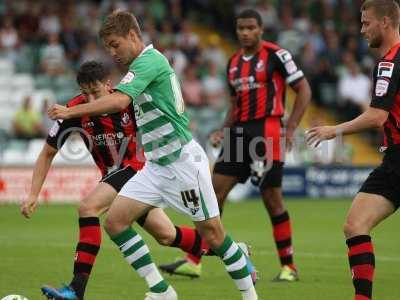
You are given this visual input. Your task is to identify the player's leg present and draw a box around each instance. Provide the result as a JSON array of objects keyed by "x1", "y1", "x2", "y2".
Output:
[
  {"x1": 158, "y1": 173, "x2": 241, "y2": 277},
  {"x1": 255, "y1": 116, "x2": 297, "y2": 281},
  {"x1": 161, "y1": 140, "x2": 258, "y2": 299},
  {"x1": 104, "y1": 168, "x2": 177, "y2": 300},
  {"x1": 259, "y1": 163, "x2": 298, "y2": 282},
  {"x1": 141, "y1": 208, "x2": 206, "y2": 278},
  {"x1": 344, "y1": 164, "x2": 399, "y2": 300},
  {"x1": 194, "y1": 217, "x2": 258, "y2": 300},
  {"x1": 158, "y1": 126, "x2": 246, "y2": 276},
  {"x1": 41, "y1": 181, "x2": 118, "y2": 300},
  {"x1": 344, "y1": 193, "x2": 395, "y2": 300}
]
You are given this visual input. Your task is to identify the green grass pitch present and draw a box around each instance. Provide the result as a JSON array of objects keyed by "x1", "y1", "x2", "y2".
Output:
[{"x1": 0, "y1": 199, "x2": 399, "y2": 299}]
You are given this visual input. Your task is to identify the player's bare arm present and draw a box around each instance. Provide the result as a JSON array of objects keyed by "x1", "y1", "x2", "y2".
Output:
[
  {"x1": 306, "y1": 106, "x2": 388, "y2": 147},
  {"x1": 48, "y1": 91, "x2": 131, "y2": 120},
  {"x1": 21, "y1": 143, "x2": 58, "y2": 218},
  {"x1": 285, "y1": 78, "x2": 311, "y2": 151}
]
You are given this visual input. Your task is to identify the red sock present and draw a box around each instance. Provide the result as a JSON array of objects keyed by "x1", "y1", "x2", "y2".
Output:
[
  {"x1": 346, "y1": 235, "x2": 374, "y2": 300},
  {"x1": 271, "y1": 211, "x2": 295, "y2": 270},
  {"x1": 73, "y1": 217, "x2": 102, "y2": 276},
  {"x1": 171, "y1": 226, "x2": 209, "y2": 265}
]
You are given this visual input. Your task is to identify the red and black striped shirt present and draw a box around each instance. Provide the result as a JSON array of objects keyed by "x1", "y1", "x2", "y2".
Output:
[
  {"x1": 46, "y1": 94, "x2": 144, "y2": 177},
  {"x1": 227, "y1": 41, "x2": 304, "y2": 122},
  {"x1": 370, "y1": 42, "x2": 400, "y2": 148}
]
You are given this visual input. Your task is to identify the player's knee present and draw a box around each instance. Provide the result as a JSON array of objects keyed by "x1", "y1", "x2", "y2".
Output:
[
  {"x1": 343, "y1": 219, "x2": 369, "y2": 238},
  {"x1": 104, "y1": 215, "x2": 124, "y2": 236},
  {"x1": 78, "y1": 200, "x2": 99, "y2": 217},
  {"x1": 155, "y1": 232, "x2": 175, "y2": 246}
]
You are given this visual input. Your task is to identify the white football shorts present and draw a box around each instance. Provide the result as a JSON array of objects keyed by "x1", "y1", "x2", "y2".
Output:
[{"x1": 119, "y1": 140, "x2": 220, "y2": 221}]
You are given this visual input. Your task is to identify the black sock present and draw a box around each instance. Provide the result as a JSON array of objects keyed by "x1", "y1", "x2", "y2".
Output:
[{"x1": 70, "y1": 273, "x2": 89, "y2": 300}]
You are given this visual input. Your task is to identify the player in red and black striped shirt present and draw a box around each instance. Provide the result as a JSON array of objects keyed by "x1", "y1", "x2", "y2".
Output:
[
  {"x1": 307, "y1": 1, "x2": 400, "y2": 299},
  {"x1": 160, "y1": 9, "x2": 311, "y2": 281},
  {"x1": 21, "y1": 61, "x2": 213, "y2": 300}
]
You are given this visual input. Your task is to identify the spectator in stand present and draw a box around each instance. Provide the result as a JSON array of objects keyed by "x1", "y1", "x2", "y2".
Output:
[
  {"x1": 201, "y1": 61, "x2": 225, "y2": 111},
  {"x1": 164, "y1": 41, "x2": 187, "y2": 79},
  {"x1": 181, "y1": 65, "x2": 203, "y2": 107},
  {"x1": 202, "y1": 34, "x2": 227, "y2": 72},
  {"x1": 0, "y1": 16, "x2": 20, "y2": 63},
  {"x1": 12, "y1": 96, "x2": 43, "y2": 140},
  {"x1": 176, "y1": 20, "x2": 200, "y2": 63},
  {"x1": 38, "y1": 4, "x2": 61, "y2": 37},
  {"x1": 338, "y1": 61, "x2": 371, "y2": 119},
  {"x1": 39, "y1": 33, "x2": 66, "y2": 75}
]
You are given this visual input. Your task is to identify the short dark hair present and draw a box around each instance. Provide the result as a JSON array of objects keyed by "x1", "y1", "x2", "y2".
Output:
[
  {"x1": 236, "y1": 9, "x2": 263, "y2": 27},
  {"x1": 99, "y1": 10, "x2": 142, "y2": 39},
  {"x1": 361, "y1": 0, "x2": 400, "y2": 27},
  {"x1": 76, "y1": 61, "x2": 110, "y2": 86}
]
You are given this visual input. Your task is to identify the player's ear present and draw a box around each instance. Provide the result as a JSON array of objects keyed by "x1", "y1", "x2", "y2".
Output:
[{"x1": 381, "y1": 15, "x2": 391, "y2": 29}]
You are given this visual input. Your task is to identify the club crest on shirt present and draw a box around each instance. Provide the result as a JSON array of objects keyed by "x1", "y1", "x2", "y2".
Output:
[
  {"x1": 256, "y1": 60, "x2": 264, "y2": 71},
  {"x1": 229, "y1": 66, "x2": 238, "y2": 73},
  {"x1": 377, "y1": 62, "x2": 394, "y2": 78},
  {"x1": 121, "y1": 112, "x2": 132, "y2": 126}
]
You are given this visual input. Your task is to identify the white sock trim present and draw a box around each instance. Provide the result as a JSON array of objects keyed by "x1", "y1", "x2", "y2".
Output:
[
  {"x1": 226, "y1": 255, "x2": 246, "y2": 272},
  {"x1": 125, "y1": 245, "x2": 149, "y2": 265},
  {"x1": 144, "y1": 265, "x2": 165, "y2": 288},
  {"x1": 223, "y1": 243, "x2": 239, "y2": 261},
  {"x1": 120, "y1": 235, "x2": 142, "y2": 252}
]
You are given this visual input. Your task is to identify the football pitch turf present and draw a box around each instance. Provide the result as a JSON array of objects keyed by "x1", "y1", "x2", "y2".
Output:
[{"x1": 1, "y1": 199, "x2": 399, "y2": 300}]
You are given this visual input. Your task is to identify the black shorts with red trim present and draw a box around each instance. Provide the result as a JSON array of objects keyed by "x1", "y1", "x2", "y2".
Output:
[
  {"x1": 359, "y1": 148, "x2": 400, "y2": 210},
  {"x1": 213, "y1": 117, "x2": 284, "y2": 190},
  {"x1": 101, "y1": 166, "x2": 137, "y2": 192}
]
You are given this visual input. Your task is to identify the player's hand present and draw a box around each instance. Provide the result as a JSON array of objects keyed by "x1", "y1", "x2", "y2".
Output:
[
  {"x1": 48, "y1": 104, "x2": 71, "y2": 120},
  {"x1": 209, "y1": 129, "x2": 224, "y2": 147},
  {"x1": 21, "y1": 195, "x2": 39, "y2": 219},
  {"x1": 306, "y1": 126, "x2": 337, "y2": 148},
  {"x1": 285, "y1": 127, "x2": 295, "y2": 152}
]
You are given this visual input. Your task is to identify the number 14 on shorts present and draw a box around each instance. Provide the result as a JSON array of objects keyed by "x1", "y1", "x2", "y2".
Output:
[{"x1": 180, "y1": 189, "x2": 200, "y2": 215}]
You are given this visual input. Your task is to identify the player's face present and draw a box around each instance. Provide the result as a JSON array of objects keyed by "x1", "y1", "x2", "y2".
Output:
[
  {"x1": 80, "y1": 80, "x2": 111, "y2": 102},
  {"x1": 236, "y1": 18, "x2": 262, "y2": 49},
  {"x1": 361, "y1": 9, "x2": 383, "y2": 48},
  {"x1": 103, "y1": 30, "x2": 142, "y2": 65}
]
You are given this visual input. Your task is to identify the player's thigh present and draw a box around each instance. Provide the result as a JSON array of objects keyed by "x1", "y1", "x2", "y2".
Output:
[
  {"x1": 162, "y1": 141, "x2": 220, "y2": 222},
  {"x1": 79, "y1": 182, "x2": 117, "y2": 217},
  {"x1": 344, "y1": 192, "x2": 396, "y2": 238},
  {"x1": 105, "y1": 195, "x2": 154, "y2": 235},
  {"x1": 81, "y1": 166, "x2": 138, "y2": 217},
  {"x1": 142, "y1": 208, "x2": 177, "y2": 245}
]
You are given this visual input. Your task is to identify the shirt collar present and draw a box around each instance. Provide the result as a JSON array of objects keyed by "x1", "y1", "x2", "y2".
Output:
[{"x1": 138, "y1": 44, "x2": 154, "y2": 57}]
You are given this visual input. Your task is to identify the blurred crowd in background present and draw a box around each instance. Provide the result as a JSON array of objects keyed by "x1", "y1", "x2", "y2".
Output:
[{"x1": 0, "y1": 0, "x2": 379, "y2": 165}]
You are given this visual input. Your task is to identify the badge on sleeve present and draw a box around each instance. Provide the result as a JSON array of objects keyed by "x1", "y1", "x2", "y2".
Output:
[
  {"x1": 377, "y1": 62, "x2": 394, "y2": 78},
  {"x1": 375, "y1": 79, "x2": 389, "y2": 97},
  {"x1": 120, "y1": 71, "x2": 135, "y2": 84}
]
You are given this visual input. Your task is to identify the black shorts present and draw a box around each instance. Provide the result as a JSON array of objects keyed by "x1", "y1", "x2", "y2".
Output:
[
  {"x1": 213, "y1": 117, "x2": 284, "y2": 190},
  {"x1": 101, "y1": 166, "x2": 137, "y2": 192},
  {"x1": 359, "y1": 161, "x2": 400, "y2": 210}
]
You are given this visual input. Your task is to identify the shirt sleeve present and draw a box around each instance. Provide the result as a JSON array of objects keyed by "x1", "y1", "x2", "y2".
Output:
[
  {"x1": 370, "y1": 61, "x2": 400, "y2": 111},
  {"x1": 46, "y1": 118, "x2": 79, "y2": 149},
  {"x1": 115, "y1": 54, "x2": 160, "y2": 100},
  {"x1": 272, "y1": 48, "x2": 304, "y2": 86},
  {"x1": 226, "y1": 58, "x2": 236, "y2": 97}
]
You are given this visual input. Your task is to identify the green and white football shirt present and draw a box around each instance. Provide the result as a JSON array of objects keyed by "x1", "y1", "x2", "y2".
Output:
[{"x1": 116, "y1": 44, "x2": 192, "y2": 165}]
